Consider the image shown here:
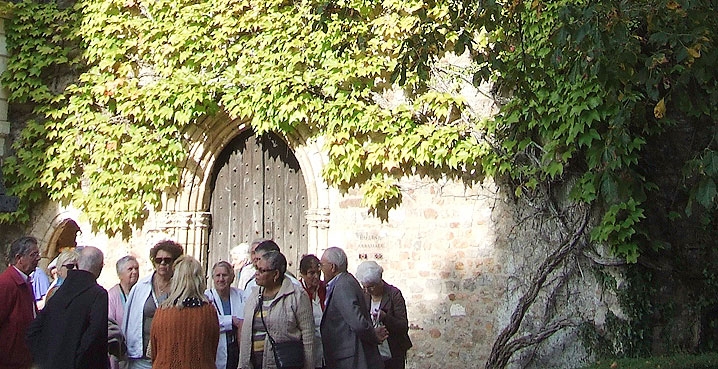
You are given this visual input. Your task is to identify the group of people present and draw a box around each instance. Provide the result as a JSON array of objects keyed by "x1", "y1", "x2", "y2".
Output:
[
  {"x1": 0, "y1": 236, "x2": 412, "y2": 369},
  {"x1": 1, "y1": 236, "x2": 109, "y2": 369}
]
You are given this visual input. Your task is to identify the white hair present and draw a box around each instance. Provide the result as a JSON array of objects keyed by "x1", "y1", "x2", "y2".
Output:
[
  {"x1": 355, "y1": 261, "x2": 383, "y2": 285},
  {"x1": 230, "y1": 243, "x2": 249, "y2": 257},
  {"x1": 323, "y1": 247, "x2": 348, "y2": 272}
]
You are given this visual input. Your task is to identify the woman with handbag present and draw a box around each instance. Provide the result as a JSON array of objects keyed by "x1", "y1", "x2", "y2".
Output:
[
  {"x1": 239, "y1": 250, "x2": 314, "y2": 369},
  {"x1": 355, "y1": 261, "x2": 413, "y2": 369}
]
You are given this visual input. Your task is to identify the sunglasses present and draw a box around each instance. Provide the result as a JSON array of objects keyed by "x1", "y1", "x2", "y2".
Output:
[
  {"x1": 63, "y1": 263, "x2": 77, "y2": 270},
  {"x1": 153, "y1": 257, "x2": 175, "y2": 265}
]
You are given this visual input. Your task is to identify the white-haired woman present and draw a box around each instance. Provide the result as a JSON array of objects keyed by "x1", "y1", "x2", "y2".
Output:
[
  {"x1": 109, "y1": 256, "x2": 140, "y2": 327},
  {"x1": 109, "y1": 255, "x2": 140, "y2": 369},
  {"x1": 205, "y1": 260, "x2": 244, "y2": 369},
  {"x1": 150, "y1": 255, "x2": 219, "y2": 369},
  {"x1": 355, "y1": 261, "x2": 413, "y2": 369}
]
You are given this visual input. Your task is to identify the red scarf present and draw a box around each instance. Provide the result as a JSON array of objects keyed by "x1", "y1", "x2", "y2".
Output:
[{"x1": 302, "y1": 279, "x2": 327, "y2": 311}]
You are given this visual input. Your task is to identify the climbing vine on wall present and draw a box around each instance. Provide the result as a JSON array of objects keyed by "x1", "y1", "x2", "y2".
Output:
[{"x1": 0, "y1": 0, "x2": 716, "y2": 263}]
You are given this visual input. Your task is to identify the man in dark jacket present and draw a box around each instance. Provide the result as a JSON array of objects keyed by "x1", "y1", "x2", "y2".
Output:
[
  {"x1": 320, "y1": 247, "x2": 385, "y2": 369},
  {"x1": 27, "y1": 246, "x2": 109, "y2": 369}
]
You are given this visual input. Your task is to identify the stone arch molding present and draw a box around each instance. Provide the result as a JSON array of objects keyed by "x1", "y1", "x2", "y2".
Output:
[
  {"x1": 31, "y1": 207, "x2": 82, "y2": 269},
  {"x1": 150, "y1": 111, "x2": 331, "y2": 260}
]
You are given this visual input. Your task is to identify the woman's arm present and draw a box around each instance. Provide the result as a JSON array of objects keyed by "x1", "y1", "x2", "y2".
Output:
[
  {"x1": 296, "y1": 289, "x2": 315, "y2": 369},
  {"x1": 381, "y1": 285, "x2": 409, "y2": 335}
]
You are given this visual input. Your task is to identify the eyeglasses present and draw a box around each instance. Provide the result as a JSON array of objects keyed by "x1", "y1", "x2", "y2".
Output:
[
  {"x1": 63, "y1": 263, "x2": 77, "y2": 270},
  {"x1": 21, "y1": 251, "x2": 40, "y2": 259},
  {"x1": 153, "y1": 257, "x2": 175, "y2": 265},
  {"x1": 256, "y1": 267, "x2": 276, "y2": 274}
]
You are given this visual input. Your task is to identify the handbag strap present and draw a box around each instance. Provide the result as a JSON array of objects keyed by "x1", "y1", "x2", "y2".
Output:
[
  {"x1": 259, "y1": 287, "x2": 286, "y2": 367},
  {"x1": 259, "y1": 289, "x2": 278, "y2": 348}
]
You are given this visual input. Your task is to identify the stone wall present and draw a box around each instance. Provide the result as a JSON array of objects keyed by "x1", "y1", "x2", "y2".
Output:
[
  {"x1": 325, "y1": 177, "x2": 622, "y2": 368},
  {"x1": 327, "y1": 178, "x2": 508, "y2": 368}
]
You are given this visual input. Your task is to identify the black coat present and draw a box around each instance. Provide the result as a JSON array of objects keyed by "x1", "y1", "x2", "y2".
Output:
[
  {"x1": 364, "y1": 281, "x2": 413, "y2": 358},
  {"x1": 27, "y1": 270, "x2": 109, "y2": 369}
]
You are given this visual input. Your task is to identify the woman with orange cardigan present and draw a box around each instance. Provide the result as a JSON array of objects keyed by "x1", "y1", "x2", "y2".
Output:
[{"x1": 150, "y1": 256, "x2": 219, "y2": 369}]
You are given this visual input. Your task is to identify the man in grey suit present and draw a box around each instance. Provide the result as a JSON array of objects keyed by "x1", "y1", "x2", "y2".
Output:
[{"x1": 320, "y1": 247, "x2": 386, "y2": 369}]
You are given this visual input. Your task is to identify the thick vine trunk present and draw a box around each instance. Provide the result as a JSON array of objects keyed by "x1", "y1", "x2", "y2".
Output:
[{"x1": 484, "y1": 209, "x2": 590, "y2": 369}]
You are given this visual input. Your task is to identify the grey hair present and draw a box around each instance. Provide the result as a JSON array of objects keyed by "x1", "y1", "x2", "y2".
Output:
[
  {"x1": 261, "y1": 251, "x2": 287, "y2": 278},
  {"x1": 212, "y1": 260, "x2": 235, "y2": 283},
  {"x1": 355, "y1": 261, "x2": 383, "y2": 285},
  {"x1": 78, "y1": 246, "x2": 104, "y2": 278},
  {"x1": 8, "y1": 236, "x2": 38, "y2": 265},
  {"x1": 115, "y1": 255, "x2": 137, "y2": 276},
  {"x1": 323, "y1": 247, "x2": 348, "y2": 272}
]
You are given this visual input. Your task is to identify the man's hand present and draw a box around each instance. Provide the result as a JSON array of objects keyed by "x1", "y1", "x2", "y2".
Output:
[{"x1": 375, "y1": 325, "x2": 389, "y2": 342}]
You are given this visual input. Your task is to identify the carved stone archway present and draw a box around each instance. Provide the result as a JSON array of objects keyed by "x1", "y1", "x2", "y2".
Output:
[
  {"x1": 36, "y1": 212, "x2": 81, "y2": 270},
  {"x1": 150, "y1": 111, "x2": 331, "y2": 264}
]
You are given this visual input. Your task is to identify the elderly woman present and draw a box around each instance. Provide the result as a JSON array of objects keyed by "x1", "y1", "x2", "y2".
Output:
[
  {"x1": 355, "y1": 261, "x2": 413, "y2": 369},
  {"x1": 299, "y1": 254, "x2": 326, "y2": 369},
  {"x1": 205, "y1": 261, "x2": 244, "y2": 369},
  {"x1": 122, "y1": 240, "x2": 184, "y2": 369},
  {"x1": 240, "y1": 251, "x2": 314, "y2": 369},
  {"x1": 45, "y1": 249, "x2": 80, "y2": 301},
  {"x1": 150, "y1": 256, "x2": 219, "y2": 369},
  {"x1": 109, "y1": 255, "x2": 140, "y2": 369}
]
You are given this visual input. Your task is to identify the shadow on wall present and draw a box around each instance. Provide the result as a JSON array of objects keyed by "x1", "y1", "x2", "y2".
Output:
[{"x1": 41, "y1": 219, "x2": 80, "y2": 270}]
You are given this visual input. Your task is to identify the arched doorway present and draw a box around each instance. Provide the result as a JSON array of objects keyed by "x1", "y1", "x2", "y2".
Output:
[
  {"x1": 208, "y1": 129, "x2": 308, "y2": 273},
  {"x1": 44, "y1": 219, "x2": 80, "y2": 264}
]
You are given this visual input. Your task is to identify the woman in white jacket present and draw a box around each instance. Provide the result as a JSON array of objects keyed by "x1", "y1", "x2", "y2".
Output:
[
  {"x1": 122, "y1": 240, "x2": 184, "y2": 369},
  {"x1": 206, "y1": 261, "x2": 245, "y2": 369}
]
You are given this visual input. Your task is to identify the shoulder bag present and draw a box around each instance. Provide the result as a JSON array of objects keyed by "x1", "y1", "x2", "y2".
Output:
[{"x1": 260, "y1": 290, "x2": 304, "y2": 369}]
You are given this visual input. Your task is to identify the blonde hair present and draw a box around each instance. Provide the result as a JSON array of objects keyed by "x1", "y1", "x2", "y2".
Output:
[
  {"x1": 55, "y1": 250, "x2": 80, "y2": 270},
  {"x1": 160, "y1": 255, "x2": 208, "y2": 309}
]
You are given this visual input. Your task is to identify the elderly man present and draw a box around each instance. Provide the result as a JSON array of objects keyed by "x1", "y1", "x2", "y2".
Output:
[
  {"x1": 27, "y1": 246, "x2": 109, "y2": 369},
  {"x1": 320, "y1": 247, "x2": 386, "y2": 369},
  {"x1": 0, "y1": 236, "x2": 41, "y2": 369},
  {"x1": 241, "y1": 239, "x2": 301, "y2": 301}
]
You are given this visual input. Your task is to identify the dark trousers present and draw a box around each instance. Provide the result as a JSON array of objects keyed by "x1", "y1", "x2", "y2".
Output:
[{"x1": 384, "y1": 355, "x2": 407, "y2": 369}]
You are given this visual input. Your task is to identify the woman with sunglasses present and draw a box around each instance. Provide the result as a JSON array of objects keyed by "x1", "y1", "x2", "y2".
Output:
[
  {"x1": 122, "y1": 240, "x2": 184, "y2": 369},
  {"x1": 45, "y1": 249, "x2": 80, "y2": 301},
  {"x1": 239, "y1": 250, "x2": 314, "y2": 369}
]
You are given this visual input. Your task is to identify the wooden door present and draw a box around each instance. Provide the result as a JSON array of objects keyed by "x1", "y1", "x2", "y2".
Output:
[{"x1": 208, "y1": 130, "x2": 308, "y2": 273}]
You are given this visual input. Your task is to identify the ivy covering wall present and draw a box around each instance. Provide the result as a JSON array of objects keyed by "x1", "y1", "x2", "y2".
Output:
[{"x1": 0, "y1": 0, "x2": 715, "y2": 265}]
